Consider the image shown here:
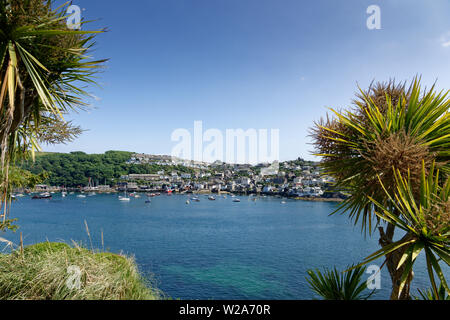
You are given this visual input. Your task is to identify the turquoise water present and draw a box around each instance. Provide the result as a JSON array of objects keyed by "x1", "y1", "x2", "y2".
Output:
[{"x1": 3, "y1": 193, "x2": 438, "y2": 299}]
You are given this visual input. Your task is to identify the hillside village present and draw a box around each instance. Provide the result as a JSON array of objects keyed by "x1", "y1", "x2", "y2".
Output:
[
  {"x1": 27, "y1": 152, "x2": 347, "y2": 200},
  {"x1": 116, "y1": 154, "x2": 346, "y2": 200}
]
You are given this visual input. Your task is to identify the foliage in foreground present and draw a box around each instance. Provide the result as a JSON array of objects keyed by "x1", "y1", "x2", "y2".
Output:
[
  {"x1": 311, "y1": 78, "x2": 450, "y2": 299},
  {"x1": 416, "y1": 284, "x2": 450, "y2": 300},
  {"x1": 306, "y1": 266, "x2": 374, "y2": 300},
  {"x1": 358, "y1": 162, "x2": 450, "y2": 298},
  {"x1": 0, "y1": 242, "x2": 161, "y2": 300},
  {"x1": 0, "y1": 0, "x2": 105, "y2": 230}
]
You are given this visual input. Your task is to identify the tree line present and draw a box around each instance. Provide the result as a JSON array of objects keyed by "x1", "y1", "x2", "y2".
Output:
[{"x1": 20, "y1": 151, "x2": 194, "y2": 187}]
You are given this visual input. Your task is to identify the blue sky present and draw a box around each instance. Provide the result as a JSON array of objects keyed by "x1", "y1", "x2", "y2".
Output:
[{"x1": 46, "y1": 0, "x2": 450, "y2": 161}]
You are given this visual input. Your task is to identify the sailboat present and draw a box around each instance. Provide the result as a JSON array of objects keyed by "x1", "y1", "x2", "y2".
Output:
[
  {"x1": 87, "y1": 178, "x2": 96, "y2": 196},
  {"x1": 119, "y1": 187, "x2": 130, "y2": 201}
]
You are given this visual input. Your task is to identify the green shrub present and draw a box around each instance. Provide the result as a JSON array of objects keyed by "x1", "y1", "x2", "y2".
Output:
[{"x1": 0, "y1": 242, "x2": 161, "y2": 300}]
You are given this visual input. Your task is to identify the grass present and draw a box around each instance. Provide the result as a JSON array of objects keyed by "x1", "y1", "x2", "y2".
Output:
[{"x1": 0, "y1": 242, "x2": 162, "y2": 300}]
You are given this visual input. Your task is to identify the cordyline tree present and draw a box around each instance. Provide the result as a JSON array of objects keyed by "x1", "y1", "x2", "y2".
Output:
[
  {"x1": 0, "y1": 0, "x2": 105, "y2": 230},
  {"x1": 311, "y1": 78, "x2": 449, "y2": 299}
]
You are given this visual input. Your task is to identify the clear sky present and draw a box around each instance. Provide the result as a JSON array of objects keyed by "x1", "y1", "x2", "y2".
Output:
[{"x1": 46, "y1": 0, "x2": 450, "y2": 161}]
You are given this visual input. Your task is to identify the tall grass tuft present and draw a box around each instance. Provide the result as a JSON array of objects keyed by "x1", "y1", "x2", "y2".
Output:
[{"x1": 0, "y1": 242, "x2": 162, "y2": 300}]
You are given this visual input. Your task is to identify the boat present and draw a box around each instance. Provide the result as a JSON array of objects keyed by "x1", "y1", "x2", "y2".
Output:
[
  {"x1": 191, "y1": 197, "x2": 200, "y2": 202},
  {"x1": 62, "y1": 192, "x2": 67, "y2": 198},
  {"x1": 208, "y1": 196, "x2": 216, "y2": 201},
  {"x1": 32, "y1": 192, "x2": 52, "y2": 200},
  {"x1": 186, "y1": 200, "x2": 190, "y2": 204},
  {"x1": 147, "y1": 193, "x2": 161, "y2": 197},
  {"x1": 119, "y1": 188, "x2": 130, "y2": 201},
  {"x1": 233, "y1": 198, "x2": 241, "y2": 203},
  {"x1": 77, "y1": 194, "x2": 87, "y2": 198},
  {"x1": 145, "y1": 199, "x2": 151, "y2": 204}
]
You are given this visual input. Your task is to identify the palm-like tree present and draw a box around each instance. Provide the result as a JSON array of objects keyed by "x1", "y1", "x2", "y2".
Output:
[
  {"x1": 312, "y1": 78, "x2": 450, "y2": 299},
  {"x1": 416, "y1": 283, "x2": 450, "y2": 300},
  {"x1": 306, "y1": 266, "x2": 374, "y2": 300},
  {"x1": 0, "y1": 0, "x2": 105, "y2": 229},
  {"x1": 358, "y1": 162, "x2": 449, "y2": 299}
]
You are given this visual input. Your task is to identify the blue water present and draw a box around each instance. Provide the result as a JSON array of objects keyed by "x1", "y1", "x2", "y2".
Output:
[{"x1": 2, "y1": 193, "x2": 439, "y2": 300}]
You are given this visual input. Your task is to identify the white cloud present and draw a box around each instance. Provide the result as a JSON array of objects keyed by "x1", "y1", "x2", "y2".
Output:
[{"x1": 440, "y1": 32, "x2": 450, "y2": 48}]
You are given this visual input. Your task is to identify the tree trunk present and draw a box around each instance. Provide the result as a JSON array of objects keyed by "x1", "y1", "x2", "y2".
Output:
[{"x1": 379, "y1": 223, "x2": 414, "y2": 300}]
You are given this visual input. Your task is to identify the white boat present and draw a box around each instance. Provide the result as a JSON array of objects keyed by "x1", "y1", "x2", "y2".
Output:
[
  {"x1": 233, "y1": 198, "x2": 241, "y2": 203},
  {"x1": 62, "y1": 192, "x2": 67, "y2": 198},
  {"x1": 119, "y1": 189, "x2": 130, "y2": 201},
  {"x1": 186, "y1": 200, "x2": 190, "y2": 204},
  {"x1": 77, "y1": 194, "x2": 86, "y2": 198}
]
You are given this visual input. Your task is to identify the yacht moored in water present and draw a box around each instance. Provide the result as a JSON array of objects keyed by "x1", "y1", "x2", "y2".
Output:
[
  {"x1": 32, "y1": 192, "x2": 52, "y2": 200},
  {"x1": 119, "y1": 188, "x2": 130, "y2": 201}
]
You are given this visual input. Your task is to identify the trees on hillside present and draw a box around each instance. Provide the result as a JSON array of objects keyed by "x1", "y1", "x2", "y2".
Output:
[
  {"x1": 21, "y1": 151, "x2": 197, "y2": 187},
  {"x1": 23, "y1": 151, "x2": 132, "y2": 187}
]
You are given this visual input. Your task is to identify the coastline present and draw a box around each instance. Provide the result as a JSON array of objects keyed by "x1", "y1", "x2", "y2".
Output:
[
  {"x1": 292, "y1": 197, "x2": 344, "y2": 202},
  {"x1": 24, "y1": 189, "x2": 346, "y2": 202}
]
